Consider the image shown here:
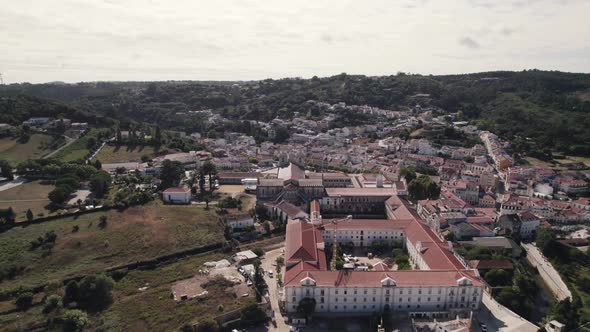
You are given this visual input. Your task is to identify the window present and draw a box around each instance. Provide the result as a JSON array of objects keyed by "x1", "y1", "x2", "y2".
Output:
[
  {"x1": 292, "y1": 297, "x2": 296, "y2": 302},
  {"x1": 321, "y1": 290, "x2": 324, "y2": 296},
  {"x1": 385, "y1": 290, "x2": 390, "y2": 295},
  {"x1": 353, "y1": 305, "x2": 357, "y2": 309},
  {"x1": 408, "y1": 298, "x2": 410, "y2": 302},
  {"x1": 335, "y1": 290, "x2": 339, "y2": 295},
  {"x1": 335, "y1": 305, "x2": 338, "y2": 309},
  {"x1": 306, "y1": 289, "x2": 310, "y2": 296},
  {"x1": 418, "y1": 289, "x2": 422, "y2": 295},
  {"x1": 354, "y1": 298, "x2": 357, "y2": 302},
  {"x1": 344, "y1": 290, "x2": 347, "y2": 295},
  {"x1": 344, "y1": 298, "x2": 347, "y2": 302},
  {"x1": 354, "y1": 289, "x2": 357, "y2": 295},
  {"x1": 385, "y1": 297, "x2": 389, "y2": 302}
]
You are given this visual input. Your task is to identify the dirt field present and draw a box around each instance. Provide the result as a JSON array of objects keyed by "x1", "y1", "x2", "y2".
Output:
[
  {"x1": 0, "y1": 180, "x2": 54, "y2": 221},
  {"x1": 0, "y1": 134, "x2": 57, "y2": 164},
  {"x1": 94, "y1": 144, "x2": 157, "y2": 163},
  {"x1": 0, "y1": 201, "x2": 223, "y2": 291}
]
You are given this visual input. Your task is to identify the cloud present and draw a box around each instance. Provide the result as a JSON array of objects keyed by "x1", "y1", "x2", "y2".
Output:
[
  {"x1": 500, "y1": 27, "x2": 516, "y2": 35},
  {"x1": 458, "y1": 37, "x2": 480, "y2": 49}
]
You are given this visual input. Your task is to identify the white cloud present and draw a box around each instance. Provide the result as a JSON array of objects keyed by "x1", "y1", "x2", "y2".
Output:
[{"x1": 0, "y1": 0, "x2": 588, "y2": 83}]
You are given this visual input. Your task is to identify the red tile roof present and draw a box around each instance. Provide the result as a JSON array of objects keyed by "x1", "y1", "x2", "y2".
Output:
[{"x1": 162, "y1": 187, "x2": 190, "y2": 193}]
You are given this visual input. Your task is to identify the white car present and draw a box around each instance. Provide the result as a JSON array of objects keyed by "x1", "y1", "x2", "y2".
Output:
[
  {"x1": 480, "y1": 323, "x2": 488, "y2": 332},
  {"x1": 268, "y1": 271, "x2": 274, "y2": 277}
]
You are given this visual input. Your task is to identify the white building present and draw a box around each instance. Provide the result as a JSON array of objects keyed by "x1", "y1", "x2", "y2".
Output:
[{"x1": 162, "y1": 187, "x2": 191, "y2": 204}]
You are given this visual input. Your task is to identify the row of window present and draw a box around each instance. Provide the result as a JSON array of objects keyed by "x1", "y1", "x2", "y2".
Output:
[{"x1": 292, "y1": 303, "x2": 478, "y2": 311}]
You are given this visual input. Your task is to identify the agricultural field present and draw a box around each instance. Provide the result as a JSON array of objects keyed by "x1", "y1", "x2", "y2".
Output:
[
  {"x1": 94, "y1": 144, "x2": 157, "y2": 163},
  {"x1": 0, "y1": 180, "x2": 55, "y2": 221},
  {"x1": 52, "y1": 128, "x2": 110, "y2": 162},
  {"x1": 0, "y1": 134, "x2": 59, "y2": 164},
  {"x1": 0, "y1": 201, "x2": 223, "y2": 292}
]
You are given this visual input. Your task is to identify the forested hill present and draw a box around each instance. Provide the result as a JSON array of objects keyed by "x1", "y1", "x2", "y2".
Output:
[{"x1": 1, "y1": 70, "x2": 590, "y2": 156}]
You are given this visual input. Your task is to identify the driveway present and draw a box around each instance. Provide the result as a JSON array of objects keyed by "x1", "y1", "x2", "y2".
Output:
[
  {"x1": 0, "y1": 176, "x2": 29, "y2": 192},
  {"x1": 475, "y1": 293, "x2": 538, "y2": 332},
  {"x1": 260, "y1": 246, "x2": 289, "y2": 332}
]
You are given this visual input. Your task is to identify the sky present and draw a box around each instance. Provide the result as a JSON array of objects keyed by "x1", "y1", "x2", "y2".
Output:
[{"x1": 1, "y1": 0, "x2": 590, "y2": 83}]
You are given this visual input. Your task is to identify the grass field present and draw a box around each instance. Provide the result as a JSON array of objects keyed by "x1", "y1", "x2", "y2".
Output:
[
  {"x1": 0, "y1": 134, "x2": 57, "y2": 164},
  {"x1": 94, "y1": 144, "x2": 156, "y2": 163},
  {"x1": 0, "y1": 180, "x2": 55, "y2": 221},
  {"x1": 0, "y1": 251, "x2": 256, "y2": 331},
  {"x1": 0, "y1": 201, "x2": 223, "y2": 291},
  {"x1": 53, "y1": 128, "x2": 109, "y2": 162},
  {"x1": 555, "y1": 156, "x2": 590, "y2": 168}
]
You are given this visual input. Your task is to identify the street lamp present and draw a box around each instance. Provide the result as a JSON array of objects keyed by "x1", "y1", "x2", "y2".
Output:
[{"x1": 330, "y1": 215, "x2": 352, "y2": 271}]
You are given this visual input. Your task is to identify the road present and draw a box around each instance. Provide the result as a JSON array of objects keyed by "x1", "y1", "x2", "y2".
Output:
[
  {"x1": 43, "y1": 135, "x2": 75, "y2": 159},
  {"x1": 475, "y1": 292, "x2": 538, "y2": 332},
  {"x1": 0, "y1": 176, "x2": 29, "y2": 192},
  {"x1": 259, "y1": 246, "x2": 290, "y2": 332},
  {"x1": 522, "y1": 243, "x2": 572, "y2": 301}
]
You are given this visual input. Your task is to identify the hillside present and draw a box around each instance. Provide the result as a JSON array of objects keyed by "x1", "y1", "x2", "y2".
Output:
[{"x1": 1, "y1": 70, "x2": 590, "y2": 156}]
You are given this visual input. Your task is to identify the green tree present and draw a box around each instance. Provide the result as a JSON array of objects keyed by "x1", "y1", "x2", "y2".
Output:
[
  {"x1": 0, "y1": 160, "x2": 13, "y2": 180},
  {"x1": 86, "y1": 136, "x2": 97, "y2": 150},
  {"x1": 42, "y1": 294, "x2": 63, "y2": 314},
  {"x1": 62, "y1": 309, "x2": 89, "y2": 332},
  {"x1": 484, "y1": 269, "x2": 512, "y2": 287},
  {"x1": 154, "y1": 126, "x2": 162, "y2": 145},
  {"x1": 63, "y1": 280, "x2": 79, "y2": 305},
  {"x1": 253, "y1": 260, "x2": 266, "y2": 302},
  {"x1": 202, "y1": 161, "x2": 217, "y2": 193},
  {"x1": 399, "y1": 166, "x2": 416, "y2": 183},
  {"x1": 408, "y1": 175, "x2": 440, "y2": 201},
  {"x1": 0, "y1": 207, "x2": 16, "y2": 224},
  {"x1": 93, "y1": 159, "x2": 102, "y2": 170},
  {"x1": 159, "y1": 159, "x2": 184, "y2": 189},
  {"x1": 77, "y1": 274, "x2": 114, "y2": 311},
  {"x1": 98, "y1": 215, "x2": 108, "y2": 229},
  {"x1": 262, "y1": 221, "x2": 271, "y2": 235},
  {"x1": 26, "y1": 209, "x2": 34, "y2": 222},
  {"x1": 535, "y1": 227, "x2": 555, "y2": 256},
  {"x1": 48, "y1": 186, "x2": 72, "y2": 205},
  {"x1": 89, "y1": 171, "x2": 111, "y2": 198},
  {"x1": 195, "y1": 318, "x2": 219, "y2": 332},
  {"x1": 272, "y1": 126, "x2": 290, "y2": 143},
  {"x1": 15, "y1": 292, "x2": 34, "y2": 311},
  {"x1": 240, "y1": 303, "x2": 267, "y2": 326}
]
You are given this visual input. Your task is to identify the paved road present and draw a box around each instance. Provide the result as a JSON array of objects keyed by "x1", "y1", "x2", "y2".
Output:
[
  {"x1": 475, "y1": 293, "x2": 538, "y2": 332},
  {"x1": 260, "y1": 247, "x2": 290, "y2": 332},
  {"x1": 0, "y1": 176, "x2": 29, "y2": 192},
  {"x1": 522, "y1": 243, "x2": 572, "y2": 301}
]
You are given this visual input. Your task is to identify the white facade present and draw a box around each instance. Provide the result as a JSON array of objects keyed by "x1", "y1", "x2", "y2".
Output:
[
  {"x1": 286, "y1": 277, "x2": 482, "y2": 315},
  {"x1": 162, "y1": 189, "x2": 191, "y2": 204}
]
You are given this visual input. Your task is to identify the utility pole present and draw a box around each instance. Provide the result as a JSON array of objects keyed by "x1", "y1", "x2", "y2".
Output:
[{"x1": 330, "y1": 215, "x2": 352, "y2": 270}]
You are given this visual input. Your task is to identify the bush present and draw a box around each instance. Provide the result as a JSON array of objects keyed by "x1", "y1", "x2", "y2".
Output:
[
  {"x1": 42, "y1": 294, "x2": 62, "y2": 314},
  {"x1": 15, "y1": 292, "x2": 34, "y2": 311},
  {"x1": 62, "y1": 309, "x2": 89, "y2": 332},
  {"x1": 252, "y1": 247, "x2": 264, "y2": 257}
]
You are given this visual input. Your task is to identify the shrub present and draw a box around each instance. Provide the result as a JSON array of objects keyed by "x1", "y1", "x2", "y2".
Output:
[
  {"x1": 42, "y1": 294, "x2": 62, "y2": 314},
  {"x1": 62, "y1": 309, "x2": 89, "y2": 332},
  {"x1": 15, "y1": 292, "x2": 34, "y2": 311}
]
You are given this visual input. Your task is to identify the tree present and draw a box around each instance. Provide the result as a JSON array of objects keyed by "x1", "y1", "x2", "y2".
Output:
[
  {"x1": 26, "y1": 209, "x2": 34, "y2": 222},
  {"x1": 399, "y1": 166, "x2": 416, "y2": 183},
  {"x1": 253, "y1": 247, "x2": 264, "y2": 257},
  {"x1": 0, "y1": 160, "x2": 13, "y2": 180},
  {"x1": 535, "y1": 227, "x2": 556, "y2": 256},
  {"x1": 154, "y1": 126, "x2": 162, "y2": 145},
  {"x1": 198, "y1": 170, "x2": 206, "y2": 195},
  {"x1": 262, "y1": 221, "x2": 271, "y2": 235},
  {"x1": 63, "y1": 280, "x2": 79, "y2": 305},
  {"x1": 272, "y1": 126, "x2": 290, "y2": 143},
  {"x1": 116, "y1": 127, "x2": 122, "y2": 143},
  {"x1": 253, "y1": 260, "x2": 266, "y2": 302},
  {"x1": 484, "y1": 269, "x2": 512, "y2": 287},
  {"x1": 77, "y1": 274, "x2": 114, "y2": 311},
  {"x1": 86, "y1": 136, "x2": 97, "y2": 150},
  {"x1": 195, "y1": 318, "x2": 219, "y2": 332},
  {"x1": 93, "y1": 159, "x2": 102, "y2": 170},
  {"x1": 15, "y1": 292, "x2": 34, "y2": 311},
  {"x1": 48, "y1": 186, "x2": 72, "y2": 205},
  {"x1": 62, "y1": 309, "x2": 89, "y2": 332},
  {"x1": 202, "y1": 161, "x2": 217, "y2": 193},
  {"x1": 89, "y1": 171, "x2": 111, "y2": 198},
  {"x1": 240, "y1": 303, "x2": 267, "y2": 326},
  {"x1": 297, "y1": 297, "x2": 316, "y2": 318},
  {"x1": 160, "y1": 159, "x2": 184, "y2": 189},
  {"x1": 408, "y1": 175, "x2": 440, "y2": 201},
  {"x1": 0, "y1": 207, "x2": 16, "y2": 224},
  {"x1": 99, "y1": 215, "x2": 108, "y2": 229},
  {"x1": 42, "y1": 294, "x2": 62, "y2": 314}
]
